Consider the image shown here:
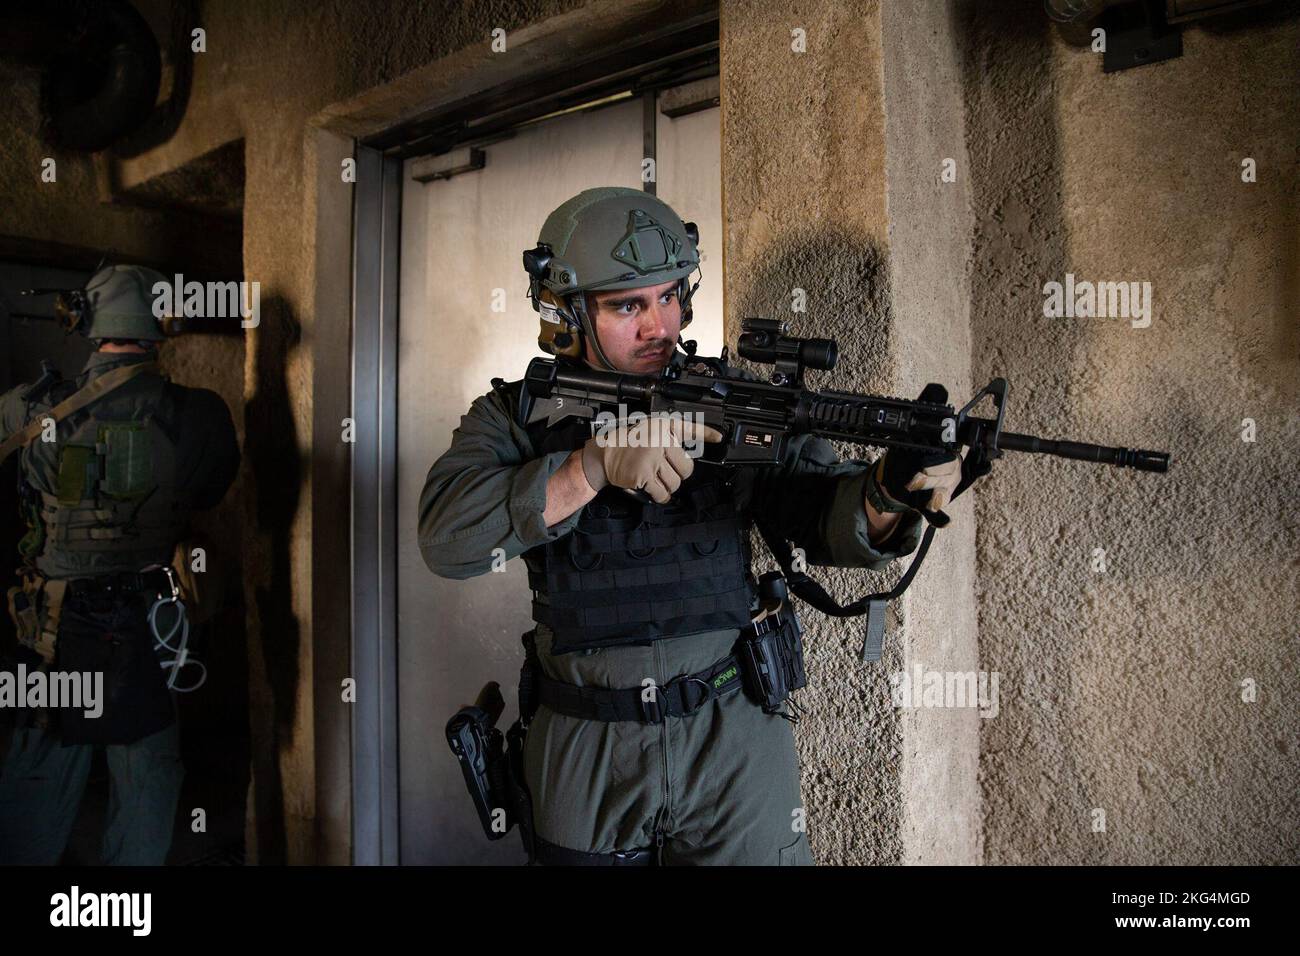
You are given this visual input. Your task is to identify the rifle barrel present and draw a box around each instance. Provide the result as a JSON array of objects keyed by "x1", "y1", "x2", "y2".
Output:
[{"x1": 995, "y1": 429, "x2": 1169, "y2": 472}]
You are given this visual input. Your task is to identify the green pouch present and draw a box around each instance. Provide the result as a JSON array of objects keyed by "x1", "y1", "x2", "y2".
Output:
[
  {"x1": 97, "y1": 422, "x2": 152, "y2": 499},
  {"x1": 16, "y1": 495, "x2": 45, "y2": 560},
  {"x1": 56, "y1": 444, "x2": 96, "y2": 505},
  {"x1": 6, "y1": 585, "x2": 39, "y2": 647}
]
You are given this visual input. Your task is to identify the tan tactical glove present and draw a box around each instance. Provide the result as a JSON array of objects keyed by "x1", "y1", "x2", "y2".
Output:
[
  {"x1": 898, "y1": 456, "x2": 962, "y2": 512},
  {"x1": 581, "y1": 415, "x2": 723, "y2": 504}
]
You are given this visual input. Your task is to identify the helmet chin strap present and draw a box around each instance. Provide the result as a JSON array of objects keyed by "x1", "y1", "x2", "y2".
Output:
[
  {"x1": 571, "y1": 292, "x2": 619, "y2": 371},
  {"x1": 572, "y1": 271, "x2": 699, "y2": 372}
]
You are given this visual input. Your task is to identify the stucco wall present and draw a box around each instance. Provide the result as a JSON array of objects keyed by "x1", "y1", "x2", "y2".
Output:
[
  {"x1": 0, "y1": 59, "x2": 239, "y2": 275},
  {"x1": 723, "y1": 0, "x2": 983, "y2": 865},
  {"x1": 961, "y1": 1, "x2": 1299, "y2": 864},
  {"x1": 880, "y1": 0, "x2": 981, "y2": 866}
]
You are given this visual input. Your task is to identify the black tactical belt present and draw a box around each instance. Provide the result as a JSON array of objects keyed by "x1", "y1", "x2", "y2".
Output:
[
  {"x1": 532, "y1": 834, "x2": 655, "y2": 867},
  {"x1": 537, "y1": 651, "x2": 745, "y2": 724},
  {"x1": 65, "y1": 568, "x2": 172, "y2": 599}
]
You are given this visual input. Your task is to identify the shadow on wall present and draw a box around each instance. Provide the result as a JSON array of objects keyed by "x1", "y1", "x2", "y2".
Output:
[
  {"x1": 735, "y1": 225, "x2": 906, "y2": 865},
  {"x1": 956, "y1": 0, "x2": 1107, "y2": 860},
  {"x1": 243, "y1": 294, "x2": 303, "y2": 865},
  {"x1": 731, "y1": 223, "x2": 893, "y2": 389}
]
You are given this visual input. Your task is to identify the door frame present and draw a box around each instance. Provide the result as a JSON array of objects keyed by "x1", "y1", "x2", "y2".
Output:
[{"x1": 346, "y1": 10, "x2": 718, "y2": 865}]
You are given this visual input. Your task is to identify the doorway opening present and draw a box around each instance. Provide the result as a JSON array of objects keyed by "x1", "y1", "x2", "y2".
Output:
[{"x1": 347, "y1": 11, "x2": 720, "y2": 864}]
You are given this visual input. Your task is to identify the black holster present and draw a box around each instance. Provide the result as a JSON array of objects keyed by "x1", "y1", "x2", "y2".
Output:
[
  {"x1": 736, "y1": 572, "x2": 807, "y2": 715},
  {"x1": 445, "y1": 630, "x2": 542, "y2": 864}
]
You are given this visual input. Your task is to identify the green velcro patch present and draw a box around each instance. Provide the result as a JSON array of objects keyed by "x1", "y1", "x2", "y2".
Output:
[{"x1": 98, "y1": 422, "x2": 152, "y2": 499}]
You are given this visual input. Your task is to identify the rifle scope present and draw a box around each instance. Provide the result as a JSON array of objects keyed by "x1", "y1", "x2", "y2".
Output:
[{"x1": 737, "y1": 318, "x2": 837, "y2": 373}]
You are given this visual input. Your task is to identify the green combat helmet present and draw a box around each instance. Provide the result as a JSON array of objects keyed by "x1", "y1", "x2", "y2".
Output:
[
  {"x1": 523, "y1": 187, "x2": 701, "y2": 370},
  {"x1": 80, "y1": 264, "x2": 169, "y2": 343},
  {"x1": 15, "y1": 263, "x2": 168, "y2": 343}
]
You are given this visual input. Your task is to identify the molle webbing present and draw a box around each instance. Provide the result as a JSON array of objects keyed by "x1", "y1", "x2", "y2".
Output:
[
  {"x1": 503, "y1": 375, "x2": 754, "y2": 652},
  {"x1": 38, "y1": 491, "x2": 183, "y2": 551},
  {"x1": 542, "y1": 513, "x2": 740, "y2": 555},
  {"x1": 526, "y1": 478, "x2": 753, "y2": 652},
  {"x1": 532, "y1": 583, "x2": 754, "y2": 634},
  {"x1": 530, "y1": 549, "x2": 742, "y2": 593}
]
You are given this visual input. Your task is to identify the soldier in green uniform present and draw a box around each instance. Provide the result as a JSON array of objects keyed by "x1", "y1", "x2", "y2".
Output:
[
  {"x1": 421, "y1": 188, "x2": 960, "y2": 865},
  {"x1": 0, "y1": 264, "x2": 240, "y2": 865}
]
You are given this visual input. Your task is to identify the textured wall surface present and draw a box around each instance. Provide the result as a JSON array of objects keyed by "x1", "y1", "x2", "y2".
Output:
[
  {"x1": 723, "y1": 0, "x2": 982, "y2": 865},
  {"x1": 880, "y1": 0, "x2": 981, "y2": 865},
  {"x1": 725, "y1": 0, "x2": 1297, "y2": 867},
  {"x1": 0, "y1": 60, "x2": 239, "y2": 274},
  {"x1": 961, "y1": 2, "x2": 1299, "y2": 864}
]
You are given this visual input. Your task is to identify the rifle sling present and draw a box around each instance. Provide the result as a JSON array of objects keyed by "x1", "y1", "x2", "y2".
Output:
[
  {"x1": 0, "y1": 362, "x2": 158, "y2": 465},
  {"x1": 756, "y1": 447, "x2": 989, "y2": 663}
]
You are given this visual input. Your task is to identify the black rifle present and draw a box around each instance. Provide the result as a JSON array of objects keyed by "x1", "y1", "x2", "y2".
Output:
[{"x1": 522, "y1": 318, "x2": 1171, "y2": 661}]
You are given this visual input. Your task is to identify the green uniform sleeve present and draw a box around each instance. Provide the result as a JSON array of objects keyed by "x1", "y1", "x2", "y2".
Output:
[
  {"x1": 735, "y1": 432, "x2": 924, "y2": 571},
  {"x1": 418, "y1": 387, "x2": 585, "y2": 580}
]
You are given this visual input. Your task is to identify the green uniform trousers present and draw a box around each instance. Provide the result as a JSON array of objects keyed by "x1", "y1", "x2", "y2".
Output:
[
  {"x1": 524, "y1": 623, "x2": 814, "y2": 865},
  {"x1": 0, "y1": 721, "x2": 183, "y2": 865}
]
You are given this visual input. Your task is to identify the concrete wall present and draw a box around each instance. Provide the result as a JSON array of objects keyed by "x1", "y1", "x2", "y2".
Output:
[
  {"x1": 962, "y1": 1, "x2": 1299, "y2": 864},
  {"x1": 0, "y1": 56, "x2": 241, "y2": 278},
  {"x1": 880, "y1": 1, "x2": 981, "y2": 866},
  {"x1": 722, "y1": 0, "x2": 982, "y2": 865},
  {"x1": 723, "y1": 0, "x2": 1297, "y2": 866}
]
